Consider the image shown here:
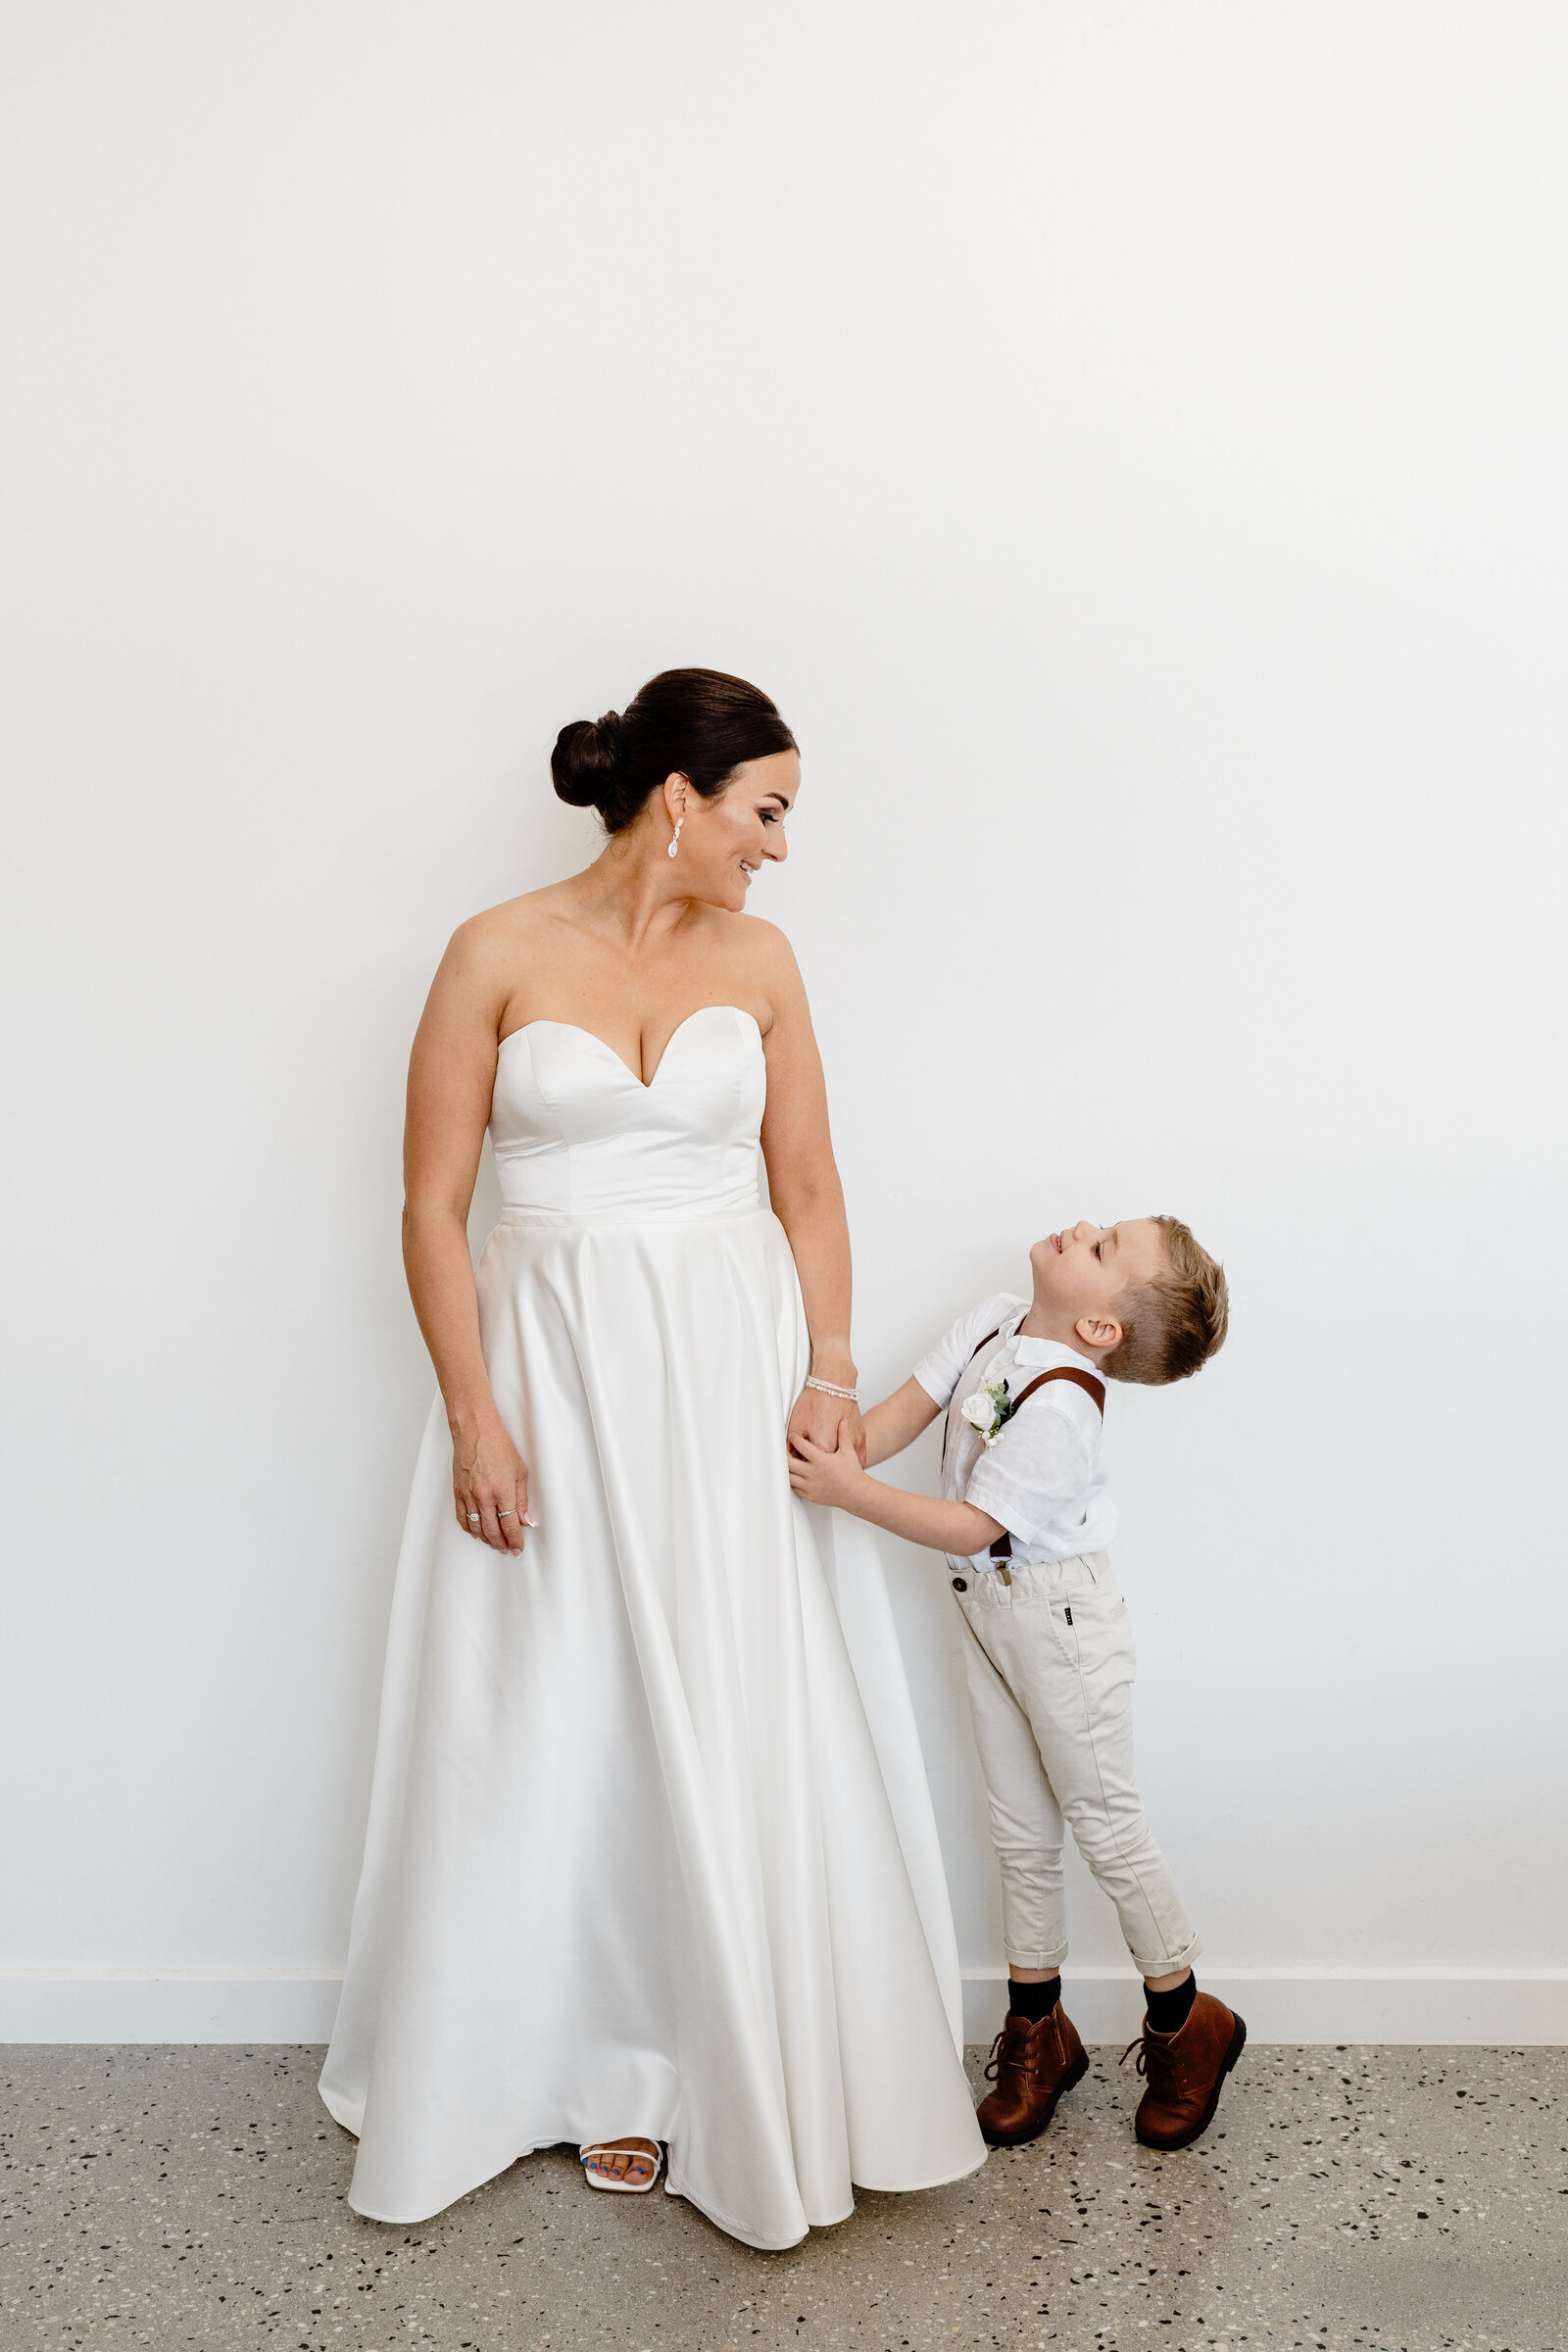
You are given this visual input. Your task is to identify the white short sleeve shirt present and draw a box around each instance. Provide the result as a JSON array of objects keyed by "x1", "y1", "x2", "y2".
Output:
[{"x1": 911, "y1": 1292, "x2": 1117, "y2": 1574}]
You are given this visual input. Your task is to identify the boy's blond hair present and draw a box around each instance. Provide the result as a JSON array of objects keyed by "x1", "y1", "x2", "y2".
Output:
[{"x1": 1102, "y1": 1215, "x2": 1228, "y2": 1387}]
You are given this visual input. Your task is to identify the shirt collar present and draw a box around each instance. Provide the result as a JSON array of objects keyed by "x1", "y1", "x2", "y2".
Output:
[{"x1": 1005, "y1": 1319, "x2": 1103, "y2": 1377}]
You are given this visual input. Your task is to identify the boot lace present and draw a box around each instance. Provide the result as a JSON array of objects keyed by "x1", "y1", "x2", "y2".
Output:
[
  {"x1": 984, "y1": 2024, "x2": 1022, "y2": 2083},
  {"x1": 984, "y1": 2014, "x2": 1043, "y2": 2083},
  {"x1": 1120, "y1": 2026, "x2": 1184, "y2": 2094}
]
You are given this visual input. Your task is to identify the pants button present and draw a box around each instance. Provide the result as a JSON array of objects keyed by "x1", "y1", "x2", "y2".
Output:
[{"x1": 951, "y1": 1576, "x2": 967, "y2": 1592}]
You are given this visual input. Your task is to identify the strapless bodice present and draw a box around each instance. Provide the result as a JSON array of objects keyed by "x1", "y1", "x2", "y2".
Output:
[{"x1": 487, "y1": 1004, "x2": 765, "y2": 1219}]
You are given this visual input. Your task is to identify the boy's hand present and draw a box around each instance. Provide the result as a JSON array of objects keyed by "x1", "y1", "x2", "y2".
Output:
[{"x1": 789, "y1": 1418, "x2": 868, "y2": 1511}]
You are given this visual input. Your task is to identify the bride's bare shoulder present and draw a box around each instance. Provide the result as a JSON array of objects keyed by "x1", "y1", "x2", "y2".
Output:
[
  {"x1": 698, "y1": 909, "x2": 806, "y2": 1032},
  {"x1": 423, "y1": 888, "x2": 580, "y2": 1035},
  {"x1": 716, "y1": 909, "x2": 802, "y2": 981},
  {"x1": 447, "y1": 882, "x2": 577, "y2": 960}
]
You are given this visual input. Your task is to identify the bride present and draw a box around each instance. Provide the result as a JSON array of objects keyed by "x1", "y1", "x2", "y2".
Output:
[{"x1": 319, "y1": 667, "x2": 984, "y2": 2248}]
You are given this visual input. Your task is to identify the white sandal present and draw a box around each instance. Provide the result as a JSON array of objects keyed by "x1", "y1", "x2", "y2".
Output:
[{"x1": 578, "y1": 2139, "x2": 664, "y2": 2193}]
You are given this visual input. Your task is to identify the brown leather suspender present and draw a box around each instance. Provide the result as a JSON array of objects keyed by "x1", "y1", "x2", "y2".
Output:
[
  {"x1": 1008, "y1": 1365, "x2": 1108, "y2": 1416},
  {"x1": 950, "y1": 1327, "x2": 1106, "y2": 1562}
]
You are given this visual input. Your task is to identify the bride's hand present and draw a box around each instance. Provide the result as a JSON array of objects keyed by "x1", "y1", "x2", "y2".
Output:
[
  {"x1": 452, "y1": 1416, "x2": 533, "y2": 1555},
  {"x1": 788, "y1": 1383, "x2": 866, "y2": 1468}
]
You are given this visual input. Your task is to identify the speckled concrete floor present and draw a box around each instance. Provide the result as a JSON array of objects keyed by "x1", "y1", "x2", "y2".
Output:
[{"x1": 2, "y1": 2044, "x2": 1563, "y2": 2352}]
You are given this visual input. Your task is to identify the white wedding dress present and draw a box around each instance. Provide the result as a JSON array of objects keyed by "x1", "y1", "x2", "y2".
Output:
[{"x1": 319, "y1": 1005, "x2": 984, "y2": 2247}]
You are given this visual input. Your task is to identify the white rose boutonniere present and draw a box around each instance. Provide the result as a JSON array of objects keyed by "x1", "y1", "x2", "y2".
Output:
[{"x1": 959, "y1": 1371, "x2": 1011, "y2": 1447}]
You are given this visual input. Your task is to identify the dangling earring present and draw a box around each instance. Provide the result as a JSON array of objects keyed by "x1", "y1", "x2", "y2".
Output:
[{"x1": 667, "y1": 816, "x2": 683, "y2": 859}]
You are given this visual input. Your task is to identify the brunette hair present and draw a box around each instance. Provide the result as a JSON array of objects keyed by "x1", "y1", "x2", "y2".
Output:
[
  {"x1": 551, "y1": 666, "x2": 797, "y2": 834},
  {"x1": 1102, "y1": 1216, "x2": 1229, "y2": 1386}
]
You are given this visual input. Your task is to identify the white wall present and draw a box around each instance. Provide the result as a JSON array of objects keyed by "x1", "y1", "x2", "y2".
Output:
[{"x1": 4, "y1": 2, "x2": 1566, "y2": 2045}]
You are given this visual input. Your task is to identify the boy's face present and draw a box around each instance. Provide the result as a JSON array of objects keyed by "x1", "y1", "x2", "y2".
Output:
[{"x1": 1029, "y1": 1218, "x2": 1167, "y2": 1353}]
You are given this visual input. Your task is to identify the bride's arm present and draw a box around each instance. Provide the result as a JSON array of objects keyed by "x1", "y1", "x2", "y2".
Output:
[
  {"x1": 403, "y1": 918, "x2": 531, "y2": 1556},
  {"x1": 756, "y1": 930, "x2": 866, "y2": 1462}
]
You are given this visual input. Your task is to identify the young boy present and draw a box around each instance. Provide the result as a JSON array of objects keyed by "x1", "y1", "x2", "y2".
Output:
[{"x1": 789, "y1": 1216, "x2": 1238, "y2": 2152}]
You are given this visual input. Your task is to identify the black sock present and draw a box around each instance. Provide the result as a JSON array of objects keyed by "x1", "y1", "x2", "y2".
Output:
[
  {"x1": 1007, "y1": 1975, "x2": 1060, "y2": 2023},
  {"x1": 1145, "y1": 1973, "x2": 1197, "y2": 2035}
]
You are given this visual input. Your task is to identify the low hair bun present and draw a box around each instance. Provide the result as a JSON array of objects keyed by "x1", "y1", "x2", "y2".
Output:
[
  {"x1": 551, "y1": 710, "x2": 624, "y2": 811},
  {"x1": 547, "y1": 668, "x2": 797, "y2": 837}
]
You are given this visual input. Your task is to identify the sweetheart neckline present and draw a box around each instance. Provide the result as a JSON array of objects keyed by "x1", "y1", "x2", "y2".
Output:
[{"x1": 496, "y1": 1004, "x2": 761, "y2": 1092}]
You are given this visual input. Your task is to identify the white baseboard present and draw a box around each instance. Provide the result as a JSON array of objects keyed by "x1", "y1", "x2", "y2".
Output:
[
  {"x1": 962, "y1": 1966, "x2": 1568, "y2": 2046},
  {"x1": 0, "y1": 1972, "x2": 345, "y2": 2043},
  {"x1": 2, "y1": 1968, "x2": 1562, "y2": 2047}
]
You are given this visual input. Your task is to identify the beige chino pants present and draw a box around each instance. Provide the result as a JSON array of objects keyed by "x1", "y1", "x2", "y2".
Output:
[{"x1": 953, "y1": 1550, "x2": 1200, "y2": 1979}]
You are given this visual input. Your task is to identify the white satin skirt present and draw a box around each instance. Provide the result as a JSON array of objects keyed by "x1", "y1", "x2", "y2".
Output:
[{"x1": 319, "y1": 1202, "x2": 985, "y2": 2247}]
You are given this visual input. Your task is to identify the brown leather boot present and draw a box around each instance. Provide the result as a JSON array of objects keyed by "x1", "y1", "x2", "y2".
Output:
[
  {"x1": 975, "y1": 2005, "x2": 1089, "y2": 2146},
  {"x1": 1125, "y1": 1989, "x2": 1247, "y2": 2150}
]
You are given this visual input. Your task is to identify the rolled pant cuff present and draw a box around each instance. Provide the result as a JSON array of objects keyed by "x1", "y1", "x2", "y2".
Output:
[
  {"x1": 1004, "y1": 1944, "x2": 1070, "y2": 1974},
  {"x1": 1128, "y1": 1929, "x2": 1203, "y2": 1979}
]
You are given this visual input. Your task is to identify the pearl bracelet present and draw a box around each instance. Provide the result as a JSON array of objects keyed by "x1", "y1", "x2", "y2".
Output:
[{"x1": 806, "y1": 1374, "x2": 859, "y2": 1401}]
